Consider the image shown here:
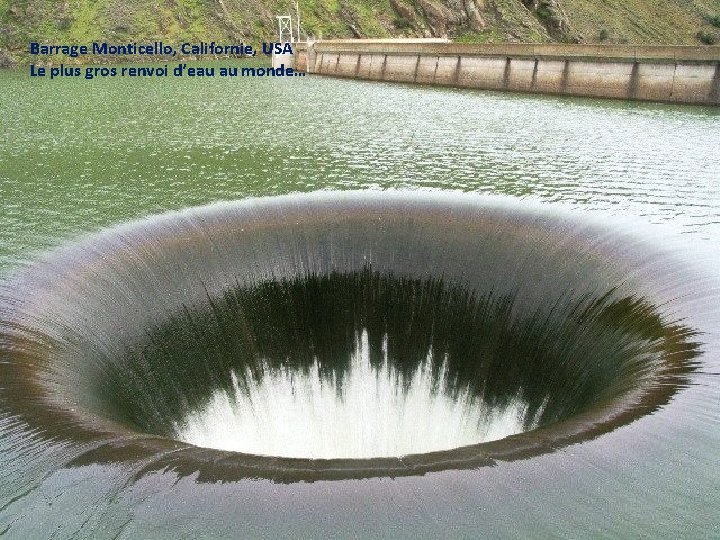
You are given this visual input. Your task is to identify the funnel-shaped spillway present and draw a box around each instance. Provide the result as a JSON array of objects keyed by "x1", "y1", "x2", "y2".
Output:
[{"x1": 0, "y1": 191, "x2": 704, "y2": 481}]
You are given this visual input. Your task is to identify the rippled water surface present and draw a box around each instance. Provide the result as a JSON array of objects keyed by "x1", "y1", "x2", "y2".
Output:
[
  {"x1": 0, "y1": 64, "x2": 719, "y2": 539},
  {"x1": 1, "y1": 66, "x2": 719, "y2": 269}
]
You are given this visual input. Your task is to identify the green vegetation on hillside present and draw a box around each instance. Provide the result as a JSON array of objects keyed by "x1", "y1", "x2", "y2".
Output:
[{"x1": 1, "y1": 0, "x2": 720, "y2": 66}]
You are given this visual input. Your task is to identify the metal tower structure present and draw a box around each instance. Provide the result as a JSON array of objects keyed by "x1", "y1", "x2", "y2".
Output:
[{"x1": 276, "y1": 15, "x2": 294, "y2": 43}]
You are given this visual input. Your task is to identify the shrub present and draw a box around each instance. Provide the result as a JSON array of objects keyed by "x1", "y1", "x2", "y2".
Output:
[
  {"x1": 697, "y1": 30, "x2": 718, "y2": 45},
  {"x1": 536, "y1": 7, "x2": 552, "y2": 21},
  {"x1": 707, "y1": 15, "x2": 720, "y2": 28},
  {"x1": 393, "y1": 17, "x2": 412, "y2": 29},
  {"x1": 599, "y1": 28, "x2": 609, "y2": 41}
]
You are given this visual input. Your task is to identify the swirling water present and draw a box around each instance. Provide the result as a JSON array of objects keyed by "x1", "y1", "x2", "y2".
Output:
[{"x1": 0, "y1": 64, "x2": 719, "y2": 539}]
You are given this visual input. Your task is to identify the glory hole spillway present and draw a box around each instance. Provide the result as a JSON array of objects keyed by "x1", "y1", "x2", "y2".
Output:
[{"x1": 1, "y1": 62, "x2": 719, "y2": 538}]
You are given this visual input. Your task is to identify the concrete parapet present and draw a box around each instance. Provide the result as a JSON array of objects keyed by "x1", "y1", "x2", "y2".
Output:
[{"x1": 302, "y1": 40, "x2": 720, "y2": 105}]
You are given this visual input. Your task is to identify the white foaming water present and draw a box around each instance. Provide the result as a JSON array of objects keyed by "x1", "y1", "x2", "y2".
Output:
[{"x1": 174, "y1": 331, "x2": 539, "y2": 459}]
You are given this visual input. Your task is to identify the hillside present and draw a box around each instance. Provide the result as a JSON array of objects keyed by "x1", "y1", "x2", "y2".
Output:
[{"x1": 2, "y1": 0, "x2": 720, "y2": 66}]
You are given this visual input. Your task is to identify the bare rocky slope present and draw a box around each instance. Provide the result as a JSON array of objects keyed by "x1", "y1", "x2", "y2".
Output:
[{"x1": 1, "y1": 0, "x2": 720, "y2": 66}]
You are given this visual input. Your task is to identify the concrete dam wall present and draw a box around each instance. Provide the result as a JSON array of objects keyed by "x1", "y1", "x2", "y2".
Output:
[{"x1": 290, "y1": 41, "x2": 720, "y2": 105}]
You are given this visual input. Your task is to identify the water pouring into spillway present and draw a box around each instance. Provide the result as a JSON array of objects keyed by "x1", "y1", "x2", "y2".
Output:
[
  {"x1": 0, "y1": 191, "x2": 706, "y2": 484},
  {"x1": 175, "y1": 330, "x2": 538, "y2": 459}
]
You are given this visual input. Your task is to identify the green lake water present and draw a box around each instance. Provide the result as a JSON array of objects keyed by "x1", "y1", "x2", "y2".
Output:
[
  {"x1": 1, "y1": 63, "x2": 719, "y2": 269},
  {"x1": 0, "y1": 62, "x2": 719, "y2": 539}
]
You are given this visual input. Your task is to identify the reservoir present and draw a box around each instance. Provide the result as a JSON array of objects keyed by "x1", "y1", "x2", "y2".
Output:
[{"x1": 0, "y1": 62, "x2": 719, "y2": 538}]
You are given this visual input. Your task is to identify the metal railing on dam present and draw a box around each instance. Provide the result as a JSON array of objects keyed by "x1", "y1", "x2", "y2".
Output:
[{"x1": 288, "y1": 40, "x2": 720, "y2": 105}]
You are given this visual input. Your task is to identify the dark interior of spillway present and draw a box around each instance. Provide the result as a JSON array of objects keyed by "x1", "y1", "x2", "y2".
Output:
[
  {"x1": 0, "y1": 192, "x2": 700, "y2": 481},
  {"x1": 101, "y1": 270, "x2": 690, "y2": 441}
]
